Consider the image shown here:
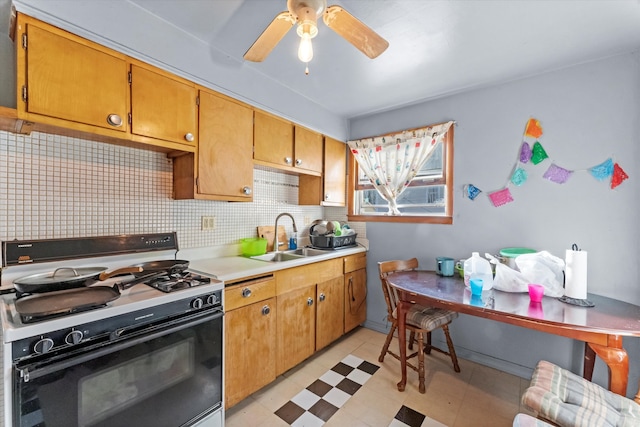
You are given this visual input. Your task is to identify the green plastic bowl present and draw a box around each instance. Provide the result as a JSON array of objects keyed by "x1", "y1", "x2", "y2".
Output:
[
  {"x1": 241, "y1": 237, "x2": 267, "y2": 257},
  {"x1": 499, "y1": 247, "x2": 536, "y2": 258}
]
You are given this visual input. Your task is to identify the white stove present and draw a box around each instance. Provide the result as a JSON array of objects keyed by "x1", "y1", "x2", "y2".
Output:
[{"x1": 1, "y1": 233, "x2": 224, "y2": 427}]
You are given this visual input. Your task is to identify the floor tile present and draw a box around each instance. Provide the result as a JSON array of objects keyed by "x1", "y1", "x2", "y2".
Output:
[
  {"x1": 306, "y1": 379, "x2": 333, "y2": 397},
  {"x1": 394, "y1": 405, "x2": 426, "y2": 427}
]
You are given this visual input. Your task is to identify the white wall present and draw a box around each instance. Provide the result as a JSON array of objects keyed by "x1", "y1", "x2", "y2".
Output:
[{"x1": 350, "y1": 51, "x2": 640, "y2": 397}]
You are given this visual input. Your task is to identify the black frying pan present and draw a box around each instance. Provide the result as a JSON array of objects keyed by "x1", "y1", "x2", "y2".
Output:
[
  {"x1": 130, "y1": 259, "x2": 189, "y2": 276},
  {"x1": 14, "y1": 270, "x2": 168, "y2": 318},
  {"x1": 12, "y1": 266, "x2": 143, "y2": 294}
]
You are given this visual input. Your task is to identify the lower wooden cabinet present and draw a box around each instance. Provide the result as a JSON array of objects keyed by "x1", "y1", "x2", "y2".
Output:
[
  {"x1": 316, "y1": 276, "x2": 345, "y2": 351},
  {"x1": 344, "y1": 253, "x2": 368, "y2": 333},
  {"x1": 225, "y1": 254, "x2": 367, "y2": 408},
  {"x1": 276, "y1": 284, "x2": 317, "y2": 376},
  {"x1": 224, "y1": 276, "x2": 276, "y2": 408}
]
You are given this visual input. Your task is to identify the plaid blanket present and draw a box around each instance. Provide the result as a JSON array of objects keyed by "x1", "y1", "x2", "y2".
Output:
[{"x1": 522, "y1": 360, "x2": 640, "y2": 427}]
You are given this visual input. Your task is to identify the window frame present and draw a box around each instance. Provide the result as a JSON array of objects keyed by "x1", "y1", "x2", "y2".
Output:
[{"x1": 346, "y1": 122, "x2": 454, "y2": 224}]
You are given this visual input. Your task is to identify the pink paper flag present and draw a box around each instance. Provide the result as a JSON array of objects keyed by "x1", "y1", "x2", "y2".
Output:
[{"x1": 488, "y1": 188, "x2": 514, "y2": 207}]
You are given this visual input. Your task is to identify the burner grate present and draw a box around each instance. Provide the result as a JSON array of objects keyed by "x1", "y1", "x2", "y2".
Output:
[{"x1": 145, "y1": 273, "x2": 211, "y2": 293}]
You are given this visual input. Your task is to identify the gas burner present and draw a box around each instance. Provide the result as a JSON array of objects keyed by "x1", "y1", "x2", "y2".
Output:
[{"x1": 145, "y1": 272, "x2": 211, "y2": 293}]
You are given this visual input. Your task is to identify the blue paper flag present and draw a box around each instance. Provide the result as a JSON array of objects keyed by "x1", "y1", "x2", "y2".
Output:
[{"x1": 589, "y1": 158, "x2": 614, "y2": 181}]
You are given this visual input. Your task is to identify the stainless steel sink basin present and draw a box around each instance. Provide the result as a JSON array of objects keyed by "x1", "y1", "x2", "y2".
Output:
[
  {"x1": 288, "y1": 247, "x2": 329, "y2": 257},
  {"x1": 250, "y1": 248, "x2": 329, "y2": 262},
  {"x1": 250, "y1": 252, "x2": 306, "y2": 262}
]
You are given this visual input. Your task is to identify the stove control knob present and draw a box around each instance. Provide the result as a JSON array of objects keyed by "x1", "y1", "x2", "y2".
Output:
[
  {"x1": 65, "y1": 330, "x2": 84, "y2": 345},
  {"x1": 206, "y1": 294, "x2": 218, "y2": 305},
  {"x1": 34, "y1": 337, "x2": 54, "y2": 354},
  {"x1": 191, "y1": 298, "x2": 204, "y2": 309}
]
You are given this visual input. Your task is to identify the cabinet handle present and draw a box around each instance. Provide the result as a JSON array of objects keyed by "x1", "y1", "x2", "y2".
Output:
[
  {"x1": 307, "y1": 297, "x2": 314, "y2": 306},
  {"x1": 284, "y1": 157, "x2": 292, "y2": 165},
  {"x1": 262, "y1": 305, "x2": 271, "y2": 315},
  {"x1": 106, "y1": 114, "x2": 123, "y2": 127},
  {"x1": 242, "y1": 186, "x2": 252, "y2": 195},
  {"x1": 295, "y1": 159, "x2": 302, "y2": 166},
  {"x1": 184, "y1": 132, "x2": 194, "y2": 142},
  {"x1": 241, "y1": 288, "x2": 252, "y2": 298},
  {"x1": 319, "y1": 293, "x2": 326, "y2": 302}
]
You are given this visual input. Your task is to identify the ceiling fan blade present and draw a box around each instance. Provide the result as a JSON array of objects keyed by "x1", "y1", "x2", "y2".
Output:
[
  {"x1": 244, "y1": 11, "x2": 296, "y2": 62},
  {"x1": 323, "y1": 5, "x2": 388, "y2": 59}
]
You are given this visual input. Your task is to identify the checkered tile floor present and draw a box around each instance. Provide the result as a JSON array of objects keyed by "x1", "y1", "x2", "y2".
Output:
[{"x1": 275, "y1": 354, "x2": 433, "y2": 427}]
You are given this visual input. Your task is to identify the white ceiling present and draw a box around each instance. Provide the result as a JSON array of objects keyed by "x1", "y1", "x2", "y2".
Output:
[
  {"x1": 121, "y1": 0, "x2": 640, "y2": 119},
  {"x1": 5, "y1": 0, "x2": 640, "y2": 122}
]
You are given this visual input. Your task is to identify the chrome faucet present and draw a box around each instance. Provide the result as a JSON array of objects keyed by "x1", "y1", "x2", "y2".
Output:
[{"x1": 274, "y1": 213, "x2": 298, "y2": 253}]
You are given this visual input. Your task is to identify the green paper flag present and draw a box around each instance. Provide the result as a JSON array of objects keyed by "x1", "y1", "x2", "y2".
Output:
[{"x1": 531, "y1": 141, "x2": 548, "y2": 165}]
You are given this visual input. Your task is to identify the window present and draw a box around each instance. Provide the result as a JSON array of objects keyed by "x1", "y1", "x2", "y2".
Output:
[{"x1": 347, "y1": 123, "x2": 454, "y2": 224}]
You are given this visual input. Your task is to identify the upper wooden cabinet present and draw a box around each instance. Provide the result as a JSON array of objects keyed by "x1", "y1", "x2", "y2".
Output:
[
  {"x1": 254, "y1": 111, "x2": 293, "y2": 168},
  {"x1": 322, "y1": 136, "x2": 347, "y2": 205},
  {"x1": 253, "y1": 111, "x2": 322, "y2": 175},
  {"x1": 173, "y1": 90, "x2": 253, "y2": 201},
  {"x1": 14, "y1": 14, "x2": 196, "y2": 153},
  {"x1": 294, "y1": 126, "x2": 323, "y2": 174},
  {"x1": 129, "y1": 62, "x2": 198, "y2": 147},
  {"x1": 299, "y1": 136, "x2": 347, "y2": 206},
  {"x1": 16, "y1": 14, "x2": 129, "y2": 134}
]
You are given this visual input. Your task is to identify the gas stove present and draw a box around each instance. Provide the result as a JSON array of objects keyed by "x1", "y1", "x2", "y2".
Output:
[
  {"x1": 1, "y1": 234, "x2": 225, "y2": 427},
  {"x1": 0, "y1": 232, "x2": 223, "y2": 342}
]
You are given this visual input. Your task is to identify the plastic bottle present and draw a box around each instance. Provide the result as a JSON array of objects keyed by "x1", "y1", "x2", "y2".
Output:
[
  {"x1": 463, "y1": 252, "x2": 494, "y2": 290},
  {"x1": 289, "y1": 232, "x2": 297, "y2": 250}
]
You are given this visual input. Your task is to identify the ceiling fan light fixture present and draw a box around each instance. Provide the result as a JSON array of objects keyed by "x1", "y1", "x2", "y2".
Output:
[
  {"x1": 296, "y1": 19, "x2": 317, "y2": 67},
  {"x1": 297, "y1": 31, "x2": 314, "y2": 63}
]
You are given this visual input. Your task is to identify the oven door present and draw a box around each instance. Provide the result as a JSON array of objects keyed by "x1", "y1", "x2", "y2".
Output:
[{"x1": 13, "y1": 309, "x2": 223, "y2": 427}]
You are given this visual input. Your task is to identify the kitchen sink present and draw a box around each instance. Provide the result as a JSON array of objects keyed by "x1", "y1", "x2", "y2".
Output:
[
  {"x1": 288, "y1": 247, "x2": 329, "y2": 257},
  {"x1": 250, "y1": 248, "x2": 329, "y2": 262}
]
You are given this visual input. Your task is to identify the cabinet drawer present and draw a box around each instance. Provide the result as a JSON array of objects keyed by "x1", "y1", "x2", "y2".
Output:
[
  {"x1": 276, "y1": 258, "x2": 342, "y2": 295},
  {"x1": 225, "y1": 275, "x2": 275, "y2": 311},
  {"x1": 344, "y1": 253, "x2": 367, "y2": 273}
]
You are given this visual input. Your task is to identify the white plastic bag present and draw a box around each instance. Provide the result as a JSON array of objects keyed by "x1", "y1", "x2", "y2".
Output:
[
  {"x1": 515, "y1": 251, "x2": 565, "y2": 297},
  {"x1": 486, "y1": 253, "x2": 529, "y2": 292},
  {"x1": 485, "y1": 251, "x2": 565, "y2": 297}
]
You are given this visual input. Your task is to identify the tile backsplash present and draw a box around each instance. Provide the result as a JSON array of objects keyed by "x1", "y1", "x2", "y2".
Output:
[{"x1": 0, "y1": 130, "x2": 364, "y2": 248}]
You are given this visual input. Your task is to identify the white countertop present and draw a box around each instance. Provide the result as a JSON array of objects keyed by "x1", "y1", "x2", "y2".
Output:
[{"x1": 185, "y1": 243, "x2": 368, "y2": 283}]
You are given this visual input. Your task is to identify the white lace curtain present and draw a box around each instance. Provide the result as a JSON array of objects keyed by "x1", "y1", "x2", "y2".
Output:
[{"x1": 347, "y1": 121, "x2": 454, "y2": 215}]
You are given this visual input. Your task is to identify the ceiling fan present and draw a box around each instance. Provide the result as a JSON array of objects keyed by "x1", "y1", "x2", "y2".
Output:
[{"x1": 244, "y1": 0, "x2": 389, "y2": 73}]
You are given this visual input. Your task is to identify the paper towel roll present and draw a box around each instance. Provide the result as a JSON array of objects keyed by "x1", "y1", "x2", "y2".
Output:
[{"x1": 565, "y1": 249, "x2": 588, "y2": 299}]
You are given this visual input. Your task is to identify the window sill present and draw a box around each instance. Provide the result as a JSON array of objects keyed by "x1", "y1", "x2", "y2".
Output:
[{"x1": 347, "y1": 214, "x2": 453, "y2": 224}]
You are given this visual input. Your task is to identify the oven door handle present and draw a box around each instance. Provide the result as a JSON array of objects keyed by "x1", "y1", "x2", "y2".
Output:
[{"x1": 16, "y1": 308, "x2": 223, "y2": 383}]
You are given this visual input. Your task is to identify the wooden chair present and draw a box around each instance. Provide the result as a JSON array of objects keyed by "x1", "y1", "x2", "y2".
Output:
[
  {"x1": 521, "y1": 360, "x2": 640, "y2": 427},
  {"x1": 378, "y1": 258, "x2": 461, "y2": 393}
]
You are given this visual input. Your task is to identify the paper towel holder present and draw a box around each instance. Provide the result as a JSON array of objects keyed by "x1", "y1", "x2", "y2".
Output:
[{"x1": 560, "y1": 243, "x2": 595, "y2": 307}]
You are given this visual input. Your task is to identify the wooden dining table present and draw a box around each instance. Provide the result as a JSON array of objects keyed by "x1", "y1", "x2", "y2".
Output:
[{"x1": 386, "y1": 270, "x2": 640, "y2": 396}]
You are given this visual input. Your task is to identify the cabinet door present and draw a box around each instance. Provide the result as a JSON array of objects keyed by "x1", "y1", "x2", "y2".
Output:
[
  {"x1": 323, "y1": 137, "x2": 347, "y2": 206},
  {"x1": 294, "y1": 126, "x2": 323, "y2": 174},
  {"x1": 254, "y1": 111, "x2": 294, "y2": 168},
  {"x1": 225, "y1": 298, "x2": 276, "y2": 408},
  {"x1": 20, "y1": 18, "x2": 128, "y2": 132},
  {"x1": 344, "y1": 268, "x2": 367, "y2": 333},
  {"x1": 130, "y1": 64, "x2": 197, "y2": 146},
  {"x1": 197, "y1": 91, "x2": 253, "y2": 200},
  {"x1": 276, "y1": 285, "x2": 316, "y2": 375},
  {"x1": 316, "y1": 276, "x2": 345, "y2": 350}
]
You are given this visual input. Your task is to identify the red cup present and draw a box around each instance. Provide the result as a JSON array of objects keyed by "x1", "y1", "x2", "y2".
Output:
[{"x1": 528, "y1": 284, "x2": 544, "y2": 302}]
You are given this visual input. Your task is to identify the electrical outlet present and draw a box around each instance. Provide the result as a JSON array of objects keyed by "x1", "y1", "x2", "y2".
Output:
[
  {"x1": 303, "y1": 216, "x2": 311, "y2": 225},
  {"x1": 201, "y1": 216, "x2": 216, "y2": 231}
]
